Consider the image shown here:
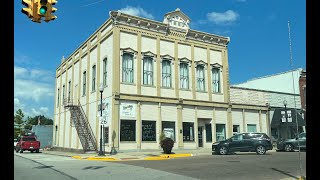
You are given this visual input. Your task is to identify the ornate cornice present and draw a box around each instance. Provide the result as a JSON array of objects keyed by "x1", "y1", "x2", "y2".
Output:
[{"x1": 109, "y1": 10, "x2": 230, "y2": 46}]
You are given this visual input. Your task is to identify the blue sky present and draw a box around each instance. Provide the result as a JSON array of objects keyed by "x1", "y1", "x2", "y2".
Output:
[{"x1": 14, "y1": 0, "x2": 306, "y2": 119}]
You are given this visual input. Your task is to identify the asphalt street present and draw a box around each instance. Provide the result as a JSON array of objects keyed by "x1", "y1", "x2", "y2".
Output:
[
  {"x1": 114, "y1": 151, "x2": 306, "y2": 180},
  {"x1": 14, "y1": 151, "x2": 306, "y2": 180},
  {"x1": 14, "y1": 152, "x2": 198, "y2": 180}
]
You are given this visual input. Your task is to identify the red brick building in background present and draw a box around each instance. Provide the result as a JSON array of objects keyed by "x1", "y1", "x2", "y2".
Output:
[{"x1": 299, "y1": 70, "x2": 306, "y2": 120}]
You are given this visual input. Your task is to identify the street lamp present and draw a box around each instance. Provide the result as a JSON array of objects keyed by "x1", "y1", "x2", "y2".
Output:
[{"x1": 98, "y1": 84, "x2": 105, "y2": 156}]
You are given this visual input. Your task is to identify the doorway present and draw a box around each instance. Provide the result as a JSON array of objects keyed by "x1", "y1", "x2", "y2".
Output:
[{"x1": 198, "y1": 127, "x2": 203, "y2": 147}]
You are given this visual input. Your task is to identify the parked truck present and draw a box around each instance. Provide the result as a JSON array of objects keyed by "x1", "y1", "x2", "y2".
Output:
[{"x1": 15, "y1": 134, "x2": 40, "y2": 153}]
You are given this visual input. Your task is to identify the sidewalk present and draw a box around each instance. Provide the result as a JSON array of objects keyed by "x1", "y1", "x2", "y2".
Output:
[{"x1": 41, "y1": 148, "x2": 213, "y2": 161}]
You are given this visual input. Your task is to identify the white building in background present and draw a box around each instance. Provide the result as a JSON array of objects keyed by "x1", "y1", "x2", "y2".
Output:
[
  {"x1": 233, "y1": 68, "x2": 303, "y2": 94},
  {"x1": 230, "y1": 68, "x2": 306, "y2": 141},
  {"x1": 53, "y1": 8, "x2": 270, "y2": 152}
]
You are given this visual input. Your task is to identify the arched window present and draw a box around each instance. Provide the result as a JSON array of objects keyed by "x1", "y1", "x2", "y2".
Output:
[
  {"x1": 162, "y1": 59, "x2": 172, "y2": 87},
  {"x1": 92, "y1": 65, "x2": 96, "y2": 91},
  {"x1": 83, "y1": 71, "x2": 86, "y2": 95},
  {"x1": 143, "y1": 56, "x2": 153, "y2": 85},
  {"x1": 196, "y1": 65, "x2": 205, "y2": 91},
  {"x1": 122, "y1": 53, "x2": 134, "y2": 83},
  {"x1": 103, "y1": 58, "x2": 107, "y2": 86},
  {"x1": 180, "y1": 62, "x2": 189, "y2": 89},
  {"x1": 212, "y1": 67, "x2": 220, "y2": 93}
]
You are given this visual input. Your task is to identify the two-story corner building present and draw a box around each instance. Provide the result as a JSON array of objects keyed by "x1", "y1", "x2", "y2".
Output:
[{"x1": 53, "y1": 8, "x2": 270, "y2": 153}]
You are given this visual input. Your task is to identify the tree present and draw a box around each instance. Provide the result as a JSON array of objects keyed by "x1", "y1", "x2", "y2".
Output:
[
  {"x1": 24, "y1": 115, "x2": 53, "y2": 130},
  {"x1": 14, "y1": 109, "x2": 25, "y2": 138}
]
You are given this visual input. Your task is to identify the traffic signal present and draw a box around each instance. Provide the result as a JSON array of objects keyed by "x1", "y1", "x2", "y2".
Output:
[
  {"x1": 36, "y1": 0, "x2": 48, "y2": 16},
  {"x1": 45, "y1": 0, "x2": 58, "y2": 22},
  {"x1": 21, "y1": 0, "x2": 33, "y2": 18},
  {"x1": 21, "y1": 0, "x2": 41, "y2": 23}
]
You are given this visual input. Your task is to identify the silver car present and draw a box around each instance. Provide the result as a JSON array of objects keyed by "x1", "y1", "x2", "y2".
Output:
[{"x1": 276, "y1": 132, "x2": 306, "y2": 152}]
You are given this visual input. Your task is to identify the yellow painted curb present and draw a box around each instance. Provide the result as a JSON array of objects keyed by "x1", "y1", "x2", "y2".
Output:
[
  {"x1": 86, "y1": 157, "x2": 118, "y2": 161},
  {"x1": 144, "y1": 156, "x2": 170, "y2": 160},
  {"x1": 72, "y1": 156, "x2": 82, "y2": 159},
  {"x1": 159, "y1": 154, "x2": 193, "y2": 158}
]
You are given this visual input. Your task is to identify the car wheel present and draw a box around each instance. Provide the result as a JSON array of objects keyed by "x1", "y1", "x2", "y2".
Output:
[
  {"x1": 256, "y1": 145, "x2": 266, "y2": 155},
  {"x1": 219, "y1": 146, "x2": 228, "y2": 155},
  {"x1": 36, "y1": 149, "x2": 39, "y2": 153},
  {"x1": 19, "y1": 150, "x2": 23, "y2": 153},
  {"x1": 15, "y1": 148, "x2": 19, "y2": 153},
  {"x1": 284, "y1": 144, "x2": 294, "y2": 152}
]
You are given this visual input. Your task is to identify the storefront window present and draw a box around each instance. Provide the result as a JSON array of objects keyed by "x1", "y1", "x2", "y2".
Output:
[
  {"x1": 120, "y1": 120, "x2": 136, "y2": 141},
  {"x1": 183, "y1": 122, "x2": 194, "y2": 141},
  {"x1": 142, "y1": 120, "x2": 156, "y2": 141},
  {"x1": 162, "y1": 121, "x2": 175, "y2": 141},
  {"x1": 247, "y1": 124, "x2": 257, "y2": 132},
  {"x1": 216, "y1": 124, "x2": 226, "y2": 142}
]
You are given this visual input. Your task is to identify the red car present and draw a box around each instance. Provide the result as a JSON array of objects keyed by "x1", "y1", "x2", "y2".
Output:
[{"x1": 15, "y1": 135, "x2": 40, "y2": 153}]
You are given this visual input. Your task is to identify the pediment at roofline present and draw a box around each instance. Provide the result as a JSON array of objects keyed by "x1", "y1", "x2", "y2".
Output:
[{"x1": 163, "y1": 8, "x2": 190, "y2": 31}]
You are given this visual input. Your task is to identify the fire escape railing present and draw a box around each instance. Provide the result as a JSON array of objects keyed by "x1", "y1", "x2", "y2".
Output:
[{"x1": 64, "y1": 98, "x2": 98, "y2": 152}]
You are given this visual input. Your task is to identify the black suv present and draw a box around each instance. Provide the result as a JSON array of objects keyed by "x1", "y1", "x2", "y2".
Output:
[{"x1": 212, "y1": 133, "x2": 273, "y2": 155}]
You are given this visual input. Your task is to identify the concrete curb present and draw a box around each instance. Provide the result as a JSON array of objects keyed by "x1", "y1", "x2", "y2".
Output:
[
  {"x1": 71, "y1": 153, "x2": 194, "y2": 161},
  {"x1": 159, "y1": 154, "x2": 193, "y2": 158}
]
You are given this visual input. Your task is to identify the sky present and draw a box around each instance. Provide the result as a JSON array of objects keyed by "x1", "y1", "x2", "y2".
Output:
[{"x1": 14, "y1": 0, "x2": 306, "y2": 119}]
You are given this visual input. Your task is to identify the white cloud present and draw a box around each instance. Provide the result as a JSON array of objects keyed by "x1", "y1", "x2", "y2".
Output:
[
  {"x1": 14, "y1": 98, "x2": 25, "y2": 112},
  {"x1": 39, "y1": 107, "x2": 49, "y2": 114},
  {"x1": 119, "y1": 6, "x2": 154, "y2": 19},
  {"x1": 14, "y1": 79, "x2": 54, "y2": 102},
  {"x1": 14, "y1": 65, "x2": 55, "y2": 119},
  {"x1": 207, "y1": 10, "x2": 239, "y2": 25}
]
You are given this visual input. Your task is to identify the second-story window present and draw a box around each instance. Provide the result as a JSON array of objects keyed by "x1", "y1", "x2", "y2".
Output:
[
  {"x1": 68, "y1": 81, "x2": 71, "y2": 101},
  {"x1": 62, "y1": 85, "x2": 65, "y2": 103},
  {"x1": 83, "y1": 71, "x2": 86, "y2": 96},
  {"x1": 196, "y1": 65, "x2": 205, "y2": 91},
  {"x1": 92, "y1": 65, "x2": 96, "y2": 91},
  {"x1": 180, "y1": 62, "x2": 189, "y2": 89},
  {"x1": 103, "y1": 58, "x2": 107, "y2": 86},
  {"x1": 122, "y1": 53, "x2": 134, "y2": 83},
  {"x1": 57, "y1": 88, "x2": 60, "y2": 107},
  {"x1": 143, "y1": 56, "x2": 153, "y2": 85},
  {"x1": 162, "y1": 59, "x2": 171, "y2": 87},
  {"x1": 212, "y1": 67, "x2": 220, "y2": 93}
]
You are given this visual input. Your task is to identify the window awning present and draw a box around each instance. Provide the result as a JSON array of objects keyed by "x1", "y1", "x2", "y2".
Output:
[{"x1": 271, "y1": 108, "x2": 305, "y2": 128}]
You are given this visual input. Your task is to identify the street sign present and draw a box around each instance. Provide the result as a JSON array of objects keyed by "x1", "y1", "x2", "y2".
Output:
[{"x1": 99, "y1": 116, "x2": 108, "y2": 126}]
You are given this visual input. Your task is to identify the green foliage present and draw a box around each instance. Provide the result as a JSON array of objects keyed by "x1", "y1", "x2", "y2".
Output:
[
  {"x1": 160, "y1": 137, "x2": 174, "y2": 154},
  {"x1": 13, "y1": 109, "x2": 53, "y2": 138},
  {"x1": 159, "y1": 132, "x2": 166, "y2": 143},
  {"x1": 24, "y1": 115, "x2": 53, "y2": 130},
  {"x1": 14, "y1": 109, "x2": 24, "y2": 128}
]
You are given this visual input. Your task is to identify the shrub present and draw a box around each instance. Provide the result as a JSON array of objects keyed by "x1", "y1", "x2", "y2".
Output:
[{"x1": 160, "y1": 137, "x2": 174, "y2": 154}]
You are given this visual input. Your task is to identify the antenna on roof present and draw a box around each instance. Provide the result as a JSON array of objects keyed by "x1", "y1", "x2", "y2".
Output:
[{"x1": 288, "y1": 20, "x2": 304, "y2": 180}]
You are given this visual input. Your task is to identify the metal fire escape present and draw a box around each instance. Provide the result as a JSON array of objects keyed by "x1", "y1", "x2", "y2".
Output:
[{"x1": 64, "y1": 99, "x2": 98, "y2": 152}]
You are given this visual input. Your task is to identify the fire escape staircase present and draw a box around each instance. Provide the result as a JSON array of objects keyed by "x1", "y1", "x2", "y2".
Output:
[{"x1": 64, "y1": 99, "x2": 98, "y2": 153}]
